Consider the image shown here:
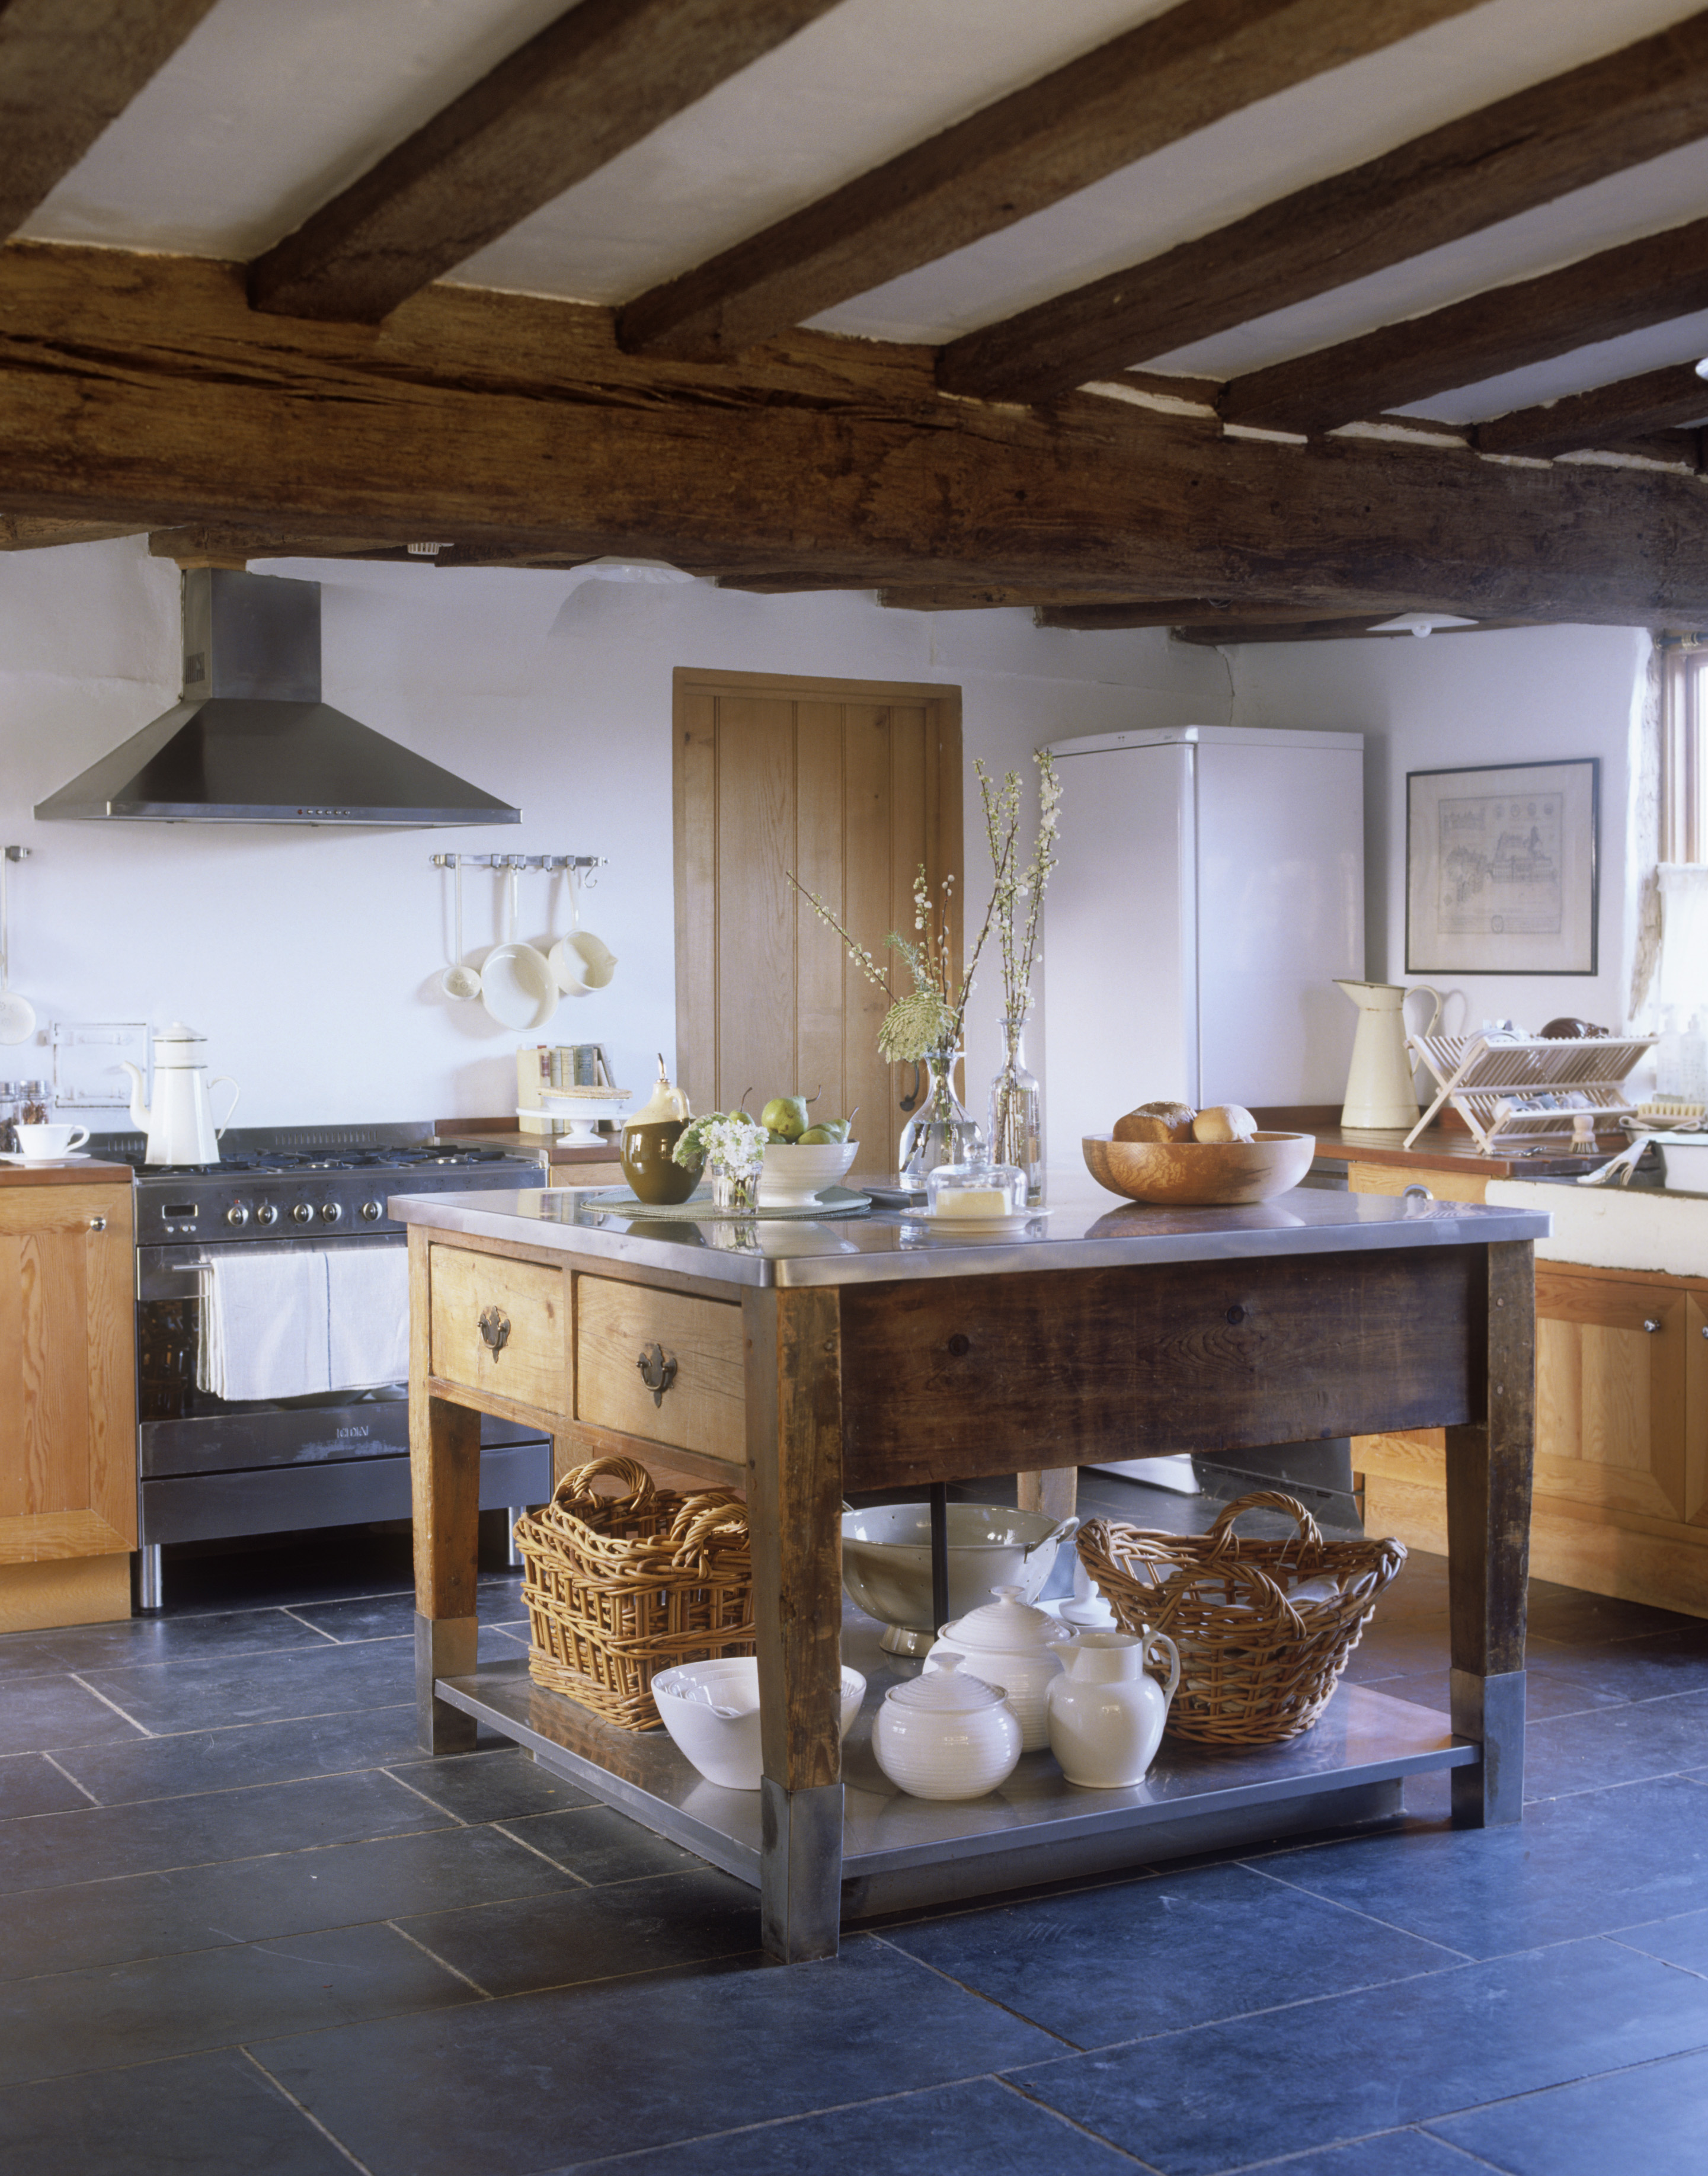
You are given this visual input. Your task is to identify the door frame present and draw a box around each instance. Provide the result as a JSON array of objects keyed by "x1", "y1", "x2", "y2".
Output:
[{"x1": 671, "y1": 667, "x2": 964, "y2": 1145}]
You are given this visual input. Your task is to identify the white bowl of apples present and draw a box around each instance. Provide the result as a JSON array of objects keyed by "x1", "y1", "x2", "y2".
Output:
[{"x1": 756, "y1": 1095, "x2": 858, "y2": 1207}]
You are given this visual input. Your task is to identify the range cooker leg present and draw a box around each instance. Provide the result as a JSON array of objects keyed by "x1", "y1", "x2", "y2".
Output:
[
  {"x1": 1446, "y1": 1240, "x2": 1535, "y2": 1827},
  {"x1": 507, "y1": 1509, "x2": 526, "y2": 1569},
  {"x1": 136, "y1": 1545, "x2": 163, "y2": 1614}
]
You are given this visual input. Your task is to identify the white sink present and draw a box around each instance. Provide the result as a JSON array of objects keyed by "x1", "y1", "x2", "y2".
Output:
[{"x1": 1485, "y1": 1178, "x2": 1708, "y2": 1278}]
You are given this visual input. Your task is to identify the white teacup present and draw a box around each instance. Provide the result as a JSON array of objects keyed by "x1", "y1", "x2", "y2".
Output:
[{"x1": 12, "y1": 1123, "x2": 89, "y2": 1159}]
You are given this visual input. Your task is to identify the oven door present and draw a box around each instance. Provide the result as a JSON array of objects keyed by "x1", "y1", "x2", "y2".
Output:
[{"x1": 136, "y1": 1233, "x2": 549, "y2": 1543}]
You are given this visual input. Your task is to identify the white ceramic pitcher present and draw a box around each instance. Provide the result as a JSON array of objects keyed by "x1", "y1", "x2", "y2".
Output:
[
  {"x1": 1335, "y1": 981, "x2": 1444, "y2": 1129},
  {"x1": 1046, "y1": 1629, "x2": 1181, "y2": 1788},
  {"x1": 121, "y1": 1022, "x2": 239, "y2": 1165}
]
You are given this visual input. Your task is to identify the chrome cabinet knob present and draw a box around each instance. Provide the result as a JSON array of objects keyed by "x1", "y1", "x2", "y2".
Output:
[
  {"x1": 1643, "y1": 1319, "x2": 1662, "y2": 1333},
  {"x1": 88, "y1": 1215, "x2": 107, "y2": 1232}
]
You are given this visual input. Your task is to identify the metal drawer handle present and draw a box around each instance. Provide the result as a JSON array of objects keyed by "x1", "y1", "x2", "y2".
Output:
[
  {"x1": 1643, "y1": 1318, "x2": 1662, "y2": 1334},
  {"x1": 637, "y1": 1342, "x2": 677, "y2": 1407},
  {"x1": 478, "y1": 1305, "x2": 511, "y2": 1358}
]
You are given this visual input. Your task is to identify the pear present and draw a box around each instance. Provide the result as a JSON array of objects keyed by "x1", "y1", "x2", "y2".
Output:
[
  {"x1": 760, "y1": 1095, "x2": 808, "y2": 1141},
  {"x1": 798, "y1": 1124, "x2": 833, "y2": 1145}
]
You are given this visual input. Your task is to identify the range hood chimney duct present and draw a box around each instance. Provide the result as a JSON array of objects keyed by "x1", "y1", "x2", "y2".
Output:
[{"x1": 35, "y1": 568, "x2": 522, "y2": 827}]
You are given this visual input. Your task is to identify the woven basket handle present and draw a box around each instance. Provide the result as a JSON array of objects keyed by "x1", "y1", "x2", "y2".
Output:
[
  {"x1": 668, "y1": 1495, "x2": 749, "y2": 1557},
  {"x1": 558, "y1": 1455, "x2": 656, "y2": 1510},
  {"x1": 1205, "y1": 1490, "x2": 1324, "y2": 1553}
]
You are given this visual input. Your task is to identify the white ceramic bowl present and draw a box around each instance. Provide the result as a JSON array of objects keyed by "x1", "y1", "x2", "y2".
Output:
[
  {"x1": 872, "y1": 1666, "x2": 1023, "y2": 1800},
  {"x1": 840, "y1": 1503, "x2": 1080, "y2": 1652},
  {"x1": 651, "y1": 1657, "x2": 866, "y2": 1790},
  {"x1": 757, "y1": 1140, "x2": 859, "y2": 1207}
]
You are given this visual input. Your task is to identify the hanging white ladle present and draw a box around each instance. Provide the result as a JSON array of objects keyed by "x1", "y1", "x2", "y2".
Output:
[
  {"x1": 439, "y1": 857, "x2": 482, "y2": 1001},
  {"x1": 549, "y1": 866, "x2": 617, "y2": 996},
  {"x1": 0, "y1": 851, "x2": 37, "y2": 1047}
]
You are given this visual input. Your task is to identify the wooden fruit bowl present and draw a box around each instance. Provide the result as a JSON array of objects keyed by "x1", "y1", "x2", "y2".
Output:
[{"x1": 1082, "y1": 1131, "x2": 1314, "y2": 1207}]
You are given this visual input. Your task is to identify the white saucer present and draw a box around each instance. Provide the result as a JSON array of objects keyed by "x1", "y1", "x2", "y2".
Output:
[{"x1": 0, "y1": 1151, "x2": 92, "y2": 1165}]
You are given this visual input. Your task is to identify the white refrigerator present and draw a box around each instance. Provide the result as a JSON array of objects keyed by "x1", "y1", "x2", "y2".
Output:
[{"x1": 1043, "y1": 725, "x2": 1364, "y2": 1171}]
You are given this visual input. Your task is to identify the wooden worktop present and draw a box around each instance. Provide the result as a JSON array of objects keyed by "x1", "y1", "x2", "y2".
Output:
[
  {"x1": 1304, "y1": 1124, "x2": 1616, "y2": 1180},
  {"x1": 0, "y1": 1160, "x2": 133, "y2": 1187}
]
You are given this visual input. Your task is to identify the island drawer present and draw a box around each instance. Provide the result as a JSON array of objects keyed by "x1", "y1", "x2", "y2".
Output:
[
  {"x1": 430, "y1": 1246, "x2": 568, "y2": 1412},
  {"x1": 575, "y1": 1278, "x2": 746, "y2": 1464}
]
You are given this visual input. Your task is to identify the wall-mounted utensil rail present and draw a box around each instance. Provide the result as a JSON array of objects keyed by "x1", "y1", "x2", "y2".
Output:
[{"x1": 431, "y1": 853, "x2": 606, "y2": 885}]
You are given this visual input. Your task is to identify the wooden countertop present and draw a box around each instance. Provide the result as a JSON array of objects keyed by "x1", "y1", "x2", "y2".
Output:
[
  {"x1": 0, "y1": 1160, "x2": 133, "y2": 1186},
  {"x1": 1303, "y1": 1123, "x2": 1617, "y2": 1180}
]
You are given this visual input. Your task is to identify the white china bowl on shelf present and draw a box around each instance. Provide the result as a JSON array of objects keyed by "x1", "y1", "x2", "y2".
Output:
[
  {"x1": 651, "y1": 1657, "x2": 866, "y2": 1790},
  {"x1": 840, "y1": 1503, "x2": 1080, "y2": 1655},
  {"x1": 757, "y1": 1140, "x2": 859, "y2": 1207}
]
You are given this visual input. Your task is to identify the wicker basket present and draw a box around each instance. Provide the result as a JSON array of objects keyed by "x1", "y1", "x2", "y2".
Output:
[
  {"x1": 514, "y1": 1456, "x2": 755, "y2": 1730},
  {"x1": 1076, "y1": 1491, "x2": 1406, "y2": 1746}
]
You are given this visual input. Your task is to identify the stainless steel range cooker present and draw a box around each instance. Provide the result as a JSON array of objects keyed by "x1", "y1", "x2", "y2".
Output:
[{"x1": 89, "y1": 1122, "x2": 552, "y2": 1609}]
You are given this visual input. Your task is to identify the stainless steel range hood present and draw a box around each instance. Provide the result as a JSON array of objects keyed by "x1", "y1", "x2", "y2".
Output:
[{"x1": 36, "y1": 568, "x2": 522, "y2": 826}]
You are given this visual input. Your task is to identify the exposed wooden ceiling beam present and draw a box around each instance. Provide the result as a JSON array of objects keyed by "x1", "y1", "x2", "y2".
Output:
[
  {"x1": 1172, "y1": 616, "x2": 1538, "y2": 644},
  {"x1": 1220, "y1": 209, "x2": 1708, "y2": 435},
  {"x1": 1474, "y1": 363, "x2": 1708, "y2": 457},
  {"x1": 0, "y1": 0, "x2": 218, "y2": 240},
  {"x1": 1035, "y1": 598, "x2": 1408, "y2": 631},
  {"x1": 248, "y1": 0, "x2": 839, "y2": 324},
  {"x1": 11, "y1": 244, "x2": 1708, "y2": 623},
  {"x1": 939, "y1": 10, "x2": 1708, "y2": 404},
  {"x1": 618, "y1": 0, "x2": 1485, "y2": 361}
]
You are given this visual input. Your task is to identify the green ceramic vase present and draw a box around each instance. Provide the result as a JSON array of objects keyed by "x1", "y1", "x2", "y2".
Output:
[{"x1": 620, "y1": 1119, "x2": 703, "y2": 1205}]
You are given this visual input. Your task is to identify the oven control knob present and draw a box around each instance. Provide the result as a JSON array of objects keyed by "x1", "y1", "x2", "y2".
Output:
[
  {"x1": 319, "y1": 1201, "x2": 342, "y2": 1224},
  {"x1": 225, "y1": 1204, "x2": 250, "y2": 1227},
  {"x1": 255, "y1": 1203, "x2": 279, "y2": 1227},
  {"x1": 291, "y1": 1202, "x2": 314, "y2": 1225},
  {"x1": 360, "y1": 1200, "x2": 383, "y2": 1221}
]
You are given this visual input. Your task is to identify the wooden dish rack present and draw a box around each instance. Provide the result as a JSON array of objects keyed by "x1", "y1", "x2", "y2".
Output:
[{"x1": 1405, "y1": 1032, "x2": 1656, "y2": 1153}]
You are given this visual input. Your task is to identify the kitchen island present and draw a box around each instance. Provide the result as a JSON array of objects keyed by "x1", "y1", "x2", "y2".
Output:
[{"x1": 397, "y1": 1180, "x2": 1549, "y2": 1962}]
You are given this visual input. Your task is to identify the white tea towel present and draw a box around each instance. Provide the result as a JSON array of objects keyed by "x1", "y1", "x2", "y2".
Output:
[
  {"x1": 325, "y1": 1246, "x2": 410, "y2": 1390},
  {"x1": 197, "y1": 1249, "x2": 331, "y2": 1401}
]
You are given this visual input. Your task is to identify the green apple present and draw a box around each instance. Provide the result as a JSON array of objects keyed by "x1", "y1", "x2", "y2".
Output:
[{"x1": 760, "y1": 1095, "x2": 808, "y2": 1141}]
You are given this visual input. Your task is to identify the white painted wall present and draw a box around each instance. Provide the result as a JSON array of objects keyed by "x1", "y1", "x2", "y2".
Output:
[
  {"x1": 1230, "y1": 623, "x2": 1651, "y2": 1047},
  {"x1": 0, "y1": 539, "x2": 1229, "y2": 1129}
]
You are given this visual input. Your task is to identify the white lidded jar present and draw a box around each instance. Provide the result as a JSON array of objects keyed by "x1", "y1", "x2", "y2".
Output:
[
  {"x1": 925, "y1": 1584, "x2": 1074, "y2": 1751},
  {"x1": 872, "y1": 1656, "x2": 1022, "y2": 1800},
  {"x1": 1046, "y1": 1630, "x2": 1181, "y2": 1789}
]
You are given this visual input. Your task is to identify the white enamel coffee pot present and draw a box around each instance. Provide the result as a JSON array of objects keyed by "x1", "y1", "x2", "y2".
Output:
[
  {"x1": 1046, "y1": 1629, "x2": 1181, "y2": 1789},
  {"x1": 121, "y1": 1022, "x2": 239, "y2": 1166}
]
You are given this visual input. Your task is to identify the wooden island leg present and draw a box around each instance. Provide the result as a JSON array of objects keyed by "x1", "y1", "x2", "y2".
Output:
[
  {"x1": 409, "y1": 1231, "x2": 481, "y2": 1755},
  {"x1": 1445, "y1": 1240, "x2": 1536, "y2": 1826},
  {"x1": 746, "y1": 1285, "x2": 846, "y2": 1963}
]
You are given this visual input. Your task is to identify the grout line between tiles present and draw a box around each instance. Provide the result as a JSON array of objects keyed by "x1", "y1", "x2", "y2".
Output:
[
  {"x1": 239, "y1": 2045, "x2": 379, "y2": 2174},
  {"x1": 491, "y1": 1820, "x2": 593, "y2": 1883},
  {"x1": 384, "y1": 1919, "x2": 491, "y2": 1998},
  {"x1": 278, "y1": 1607, "x2": 344, "y2": 1644},
  {"x1": 65, "y1": 1674, "x2": 155, "y2": 1737},
  {"x1": 865, "y1": 1932, "x2": 1082, "y2": 2048},
  {"x1": 378, "y1": 1767, "x2": 470, "y2": 1824},
  {"x1": 1237, "y1": 1857, "x2": 1477, "y2": 1962},
  {"x1": 39, "y1": 1751, "x2": 100, "y2": 1806},
  {"x1": 1213, "y1": 2121, "x2": 1508, "y2": 2174},
  {"x1": 987, "y1": 2072, "x2": 1164, "y2": 2169}
]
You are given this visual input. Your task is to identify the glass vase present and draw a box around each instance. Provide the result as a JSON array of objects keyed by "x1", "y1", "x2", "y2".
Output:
[
  {"x1": 711, "y1": 1164, "x2": 760, "y2": 1213},
  {"x1": 899, "y1": 1046, "x2": 984, "y2": 1180},
  {"x1": 987, "y1": 1015, "x2": 1043, "y2": 1205}
]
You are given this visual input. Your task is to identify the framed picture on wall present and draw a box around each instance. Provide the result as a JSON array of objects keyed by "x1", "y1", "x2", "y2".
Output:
[{"x1": 1405, "y1": 758, "x2": 1599, "y2": 975}]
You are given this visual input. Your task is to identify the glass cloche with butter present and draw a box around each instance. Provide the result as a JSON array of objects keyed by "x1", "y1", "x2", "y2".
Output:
[{"x1": 924, "y1": 1159, "x2": 1028, "y2": 1221}]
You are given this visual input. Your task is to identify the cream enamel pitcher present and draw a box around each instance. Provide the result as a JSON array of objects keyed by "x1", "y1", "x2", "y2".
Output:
[
  {"x1": 121, "y1": 1022, "x2": 239, "y2": 1166},
  {"x1": 1335, "y1": 981, "x2": 1443, "y2": 1130}
]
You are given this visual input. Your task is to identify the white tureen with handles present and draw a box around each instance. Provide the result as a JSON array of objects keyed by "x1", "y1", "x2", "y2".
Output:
[{"x1": 121, "y1": 1022, "x2": 239, "y2": 1165}]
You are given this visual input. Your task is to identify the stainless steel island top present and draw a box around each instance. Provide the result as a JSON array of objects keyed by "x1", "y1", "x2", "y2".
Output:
[{"x1": 389, "y1": 1173, "x2": 1551, "y2": 1287}]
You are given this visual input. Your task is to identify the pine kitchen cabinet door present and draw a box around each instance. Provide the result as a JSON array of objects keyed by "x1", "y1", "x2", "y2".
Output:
[{"x1": 0, "y1": 1179, "x2": 136, "y2": 1626}]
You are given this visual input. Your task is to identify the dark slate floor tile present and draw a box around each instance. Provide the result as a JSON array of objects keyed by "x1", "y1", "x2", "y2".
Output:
[
  {"x1": 0, "y1": 1634, "x2": 75, "y2": 1686},
  {"x1": 0, "y1": 1767, "x2": 451, "y2": 1896},
  {"x1": 0, "y1": 2046, "x2": 357, "y2": 2176},
  {"x1": 260, "y1": 1938, "x2": 1060, "y2": 2175},
  {"x1": 1530, "y1": 1625, "x2": 1708, "y2": 1703},
  {"x1": 1428, "y1": 2046, "x2": 1708, "y2": 2175},
  {"x1": 498, "y1": 1804, "x2": 706, "y2": 1886},
  {"x1": 1524, "y1": 1585, "x2": 1699, "y2": 1645},
  {"x1": 287, "y1": 1583, "x2": 529, "y2": 1642},
  {"x1": 1225, "y1": 2130, "x2": 1508, "y2": 2175},
  {"x1": 0, "y1": 1922, "x2": 471, "y2": 2087},
  {"x1": 567, "y1": 2075, "x2": 1140, "y2": 2175},
  {"x1": 0, "y1": 1752, "x2": 92, "y2": 1819},
  {"x1": 0, "y1": 1673, "x2": 146, "y2": 1755},
  {"x1": 386, "y1": 1745, "x2": 593, "y2": 1822},
  {"x1": 44, "y1": 1607, "x2": 337, "y2": 1671},
  {"x1": 50, "y1": 1703, "x2": 427, "y2": 1805},
  {"x1": 1369, "y1": 1666, "x2": 1623, "y2": 1723},
  {"x1": 401, "y1": 1867, "x2": 761, "y2": 1996},
  {"x1": 1611, "y1": 1904, "x2": 1708, "y2": 1974},
  {"x1": 1256, "y1": 1774, "x2": 1708, "y2": 1955},
  {"x1": 884, "y1": 1862, "x2": 1458, "y2": 2046},
  {"x1": 1523, "y1": 1689, "x2": 1708, "y2": 1798},
  {"x1": 78, "y1": 1639, "x2": 420, "y2": 1731},
  {"x1": 1009, "y1": 1937, "x2": 1708, "y2": 2176}
]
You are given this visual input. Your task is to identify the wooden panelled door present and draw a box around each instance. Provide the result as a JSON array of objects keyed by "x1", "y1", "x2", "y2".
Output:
[{"x1": 674, "y1": 670, "x2": 962, "y2": 1174}]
